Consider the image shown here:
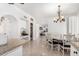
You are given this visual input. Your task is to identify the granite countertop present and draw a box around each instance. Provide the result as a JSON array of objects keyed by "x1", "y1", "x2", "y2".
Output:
[{"x1": 0, "y1": 39, "x2": 29, "y2": 55}]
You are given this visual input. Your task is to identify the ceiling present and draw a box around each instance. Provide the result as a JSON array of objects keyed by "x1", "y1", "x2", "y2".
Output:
[{"x1": 15, "y1": 3, "x2": 79, "y2": 24}]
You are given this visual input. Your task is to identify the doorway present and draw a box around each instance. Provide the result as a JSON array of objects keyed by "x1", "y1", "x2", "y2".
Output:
[{"x1": 30, "y1": 23, "x2": 33, "y2": 40}]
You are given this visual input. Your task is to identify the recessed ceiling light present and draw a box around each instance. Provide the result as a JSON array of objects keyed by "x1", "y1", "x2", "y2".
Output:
[
  {"x1": 20, "y1": 3, "x2": 24, "y2": 5},
  {"x1": 8, "y1": 3, "x2": 14, "y2": 5}
]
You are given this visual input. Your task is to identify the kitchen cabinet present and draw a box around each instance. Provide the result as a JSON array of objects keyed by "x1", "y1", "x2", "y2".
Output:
[
  {"x1": 0, "y1": 39, "x2": 28, "y2": 56},
  {"x1": 2, "y1": 46, "x2": 23, "y2": 56},
  {"x1": 0, "y1": 34, "x2": 7, "y2": 46}
]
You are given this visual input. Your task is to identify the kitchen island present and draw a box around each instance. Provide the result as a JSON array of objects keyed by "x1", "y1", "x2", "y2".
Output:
[{"x1": 0, "y1": 39, "x2": 29, "y2": 56}]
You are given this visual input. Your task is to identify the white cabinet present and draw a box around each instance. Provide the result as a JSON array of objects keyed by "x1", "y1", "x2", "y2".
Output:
[
  {"x1": 2, "y1": 46, "x2": 23, "y2": 56},
  {"x1": 0, "y1": 34, "x2": 7, "y2": 45},
  {"x1": 21, "y1": 36, "x2": 29, "y2": 40},
  {"x1": 71, "y1": 45, "x2": 79, "y2": 56}
]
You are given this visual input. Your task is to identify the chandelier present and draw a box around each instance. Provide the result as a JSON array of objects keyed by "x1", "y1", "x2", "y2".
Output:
[{"x1": 53, "y1": 5, "x2": 65, "y2": 23}]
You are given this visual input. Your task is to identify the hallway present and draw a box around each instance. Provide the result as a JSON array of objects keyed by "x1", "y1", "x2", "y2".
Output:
[{"x1": 23, "y1": 37, "x2": 62, "y2": 56}]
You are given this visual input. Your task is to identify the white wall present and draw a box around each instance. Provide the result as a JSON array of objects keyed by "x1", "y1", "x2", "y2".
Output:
[
  {"x1": 34, "y1": 23, "x2": 40, "y2": 40},
  {"x1": 47, "y1": 15, "x2": 79, "y2": 38},
  {"x1": 0, "y1": 4, "x2": 34, "y2": 40},
  {"x1": 48, "y1": 18, "x2": 66, "y2": 35},
  {"x1": 0, "y1": 3, "x2": 39, "y2": 40}
]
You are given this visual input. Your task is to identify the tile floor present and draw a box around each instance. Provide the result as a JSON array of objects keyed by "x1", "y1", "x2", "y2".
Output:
[{"x1": 23, "y1": 36, "x2": 63, "y2": 56}]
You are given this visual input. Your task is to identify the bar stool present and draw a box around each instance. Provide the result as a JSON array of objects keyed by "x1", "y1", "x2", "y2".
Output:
[
  {"x1": 46, "y1": 34, "x2": 53, "y2": 49},
  {"x1": 53, "y1": 39, "x2": 59, "y2": 51},
  {"x1": 62, "y1": 40, "x2": 71, "y2": 56}
]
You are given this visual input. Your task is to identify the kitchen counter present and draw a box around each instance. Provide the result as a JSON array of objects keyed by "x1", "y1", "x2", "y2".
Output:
[
  {"x1": 0, "y1": 39, "x2": 29, "y2": 55},
  {"x1": 71, "y1": 42, "x2": 79, "y2": 51}
]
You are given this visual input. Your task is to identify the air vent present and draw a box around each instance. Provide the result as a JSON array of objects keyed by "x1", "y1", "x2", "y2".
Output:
[{"x1": 20, "y1": 3, "x2": 24, "y2": 5}]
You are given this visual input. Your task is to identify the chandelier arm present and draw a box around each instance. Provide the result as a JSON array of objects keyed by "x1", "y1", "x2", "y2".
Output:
[{"x1": 58, "y1": 5, "x2": 61, "y2": 20}]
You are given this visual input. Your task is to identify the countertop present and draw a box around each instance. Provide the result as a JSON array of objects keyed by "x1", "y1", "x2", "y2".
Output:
[
  {"x1": 0, "y1": 39, "x2": 29, "y2": 55},
  {"x1": 71, "y1": 41, "x2": 79, "y2": 51}
]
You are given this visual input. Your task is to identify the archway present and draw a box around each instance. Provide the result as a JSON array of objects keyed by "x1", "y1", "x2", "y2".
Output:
[{"x1": 0, "y1": 15, "x2": 18, "y2": 39}]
